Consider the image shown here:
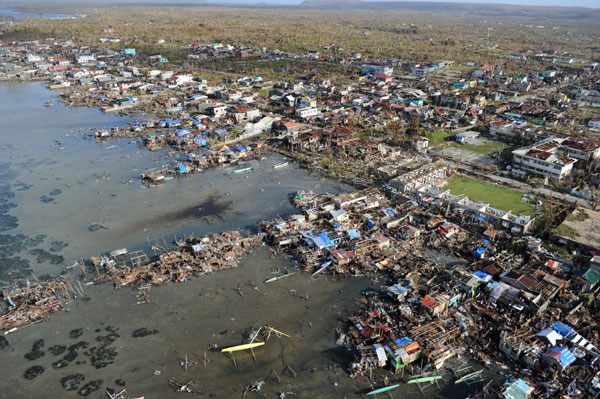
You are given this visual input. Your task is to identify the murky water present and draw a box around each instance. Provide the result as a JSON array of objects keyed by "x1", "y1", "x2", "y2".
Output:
[
  {"x1": 0, "y1": 81, "x2": 347, "y2": 281},
  {"x1": 0, "y1": 82, "x2": 491, "y2": 398}
]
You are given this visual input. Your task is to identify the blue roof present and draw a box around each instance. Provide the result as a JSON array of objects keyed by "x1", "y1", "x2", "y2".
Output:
[
  {"x1": 474, "y1": 270, "x2": 492, "y2": 281},
  {"x1": 179, "y1": 164, "x2": 187, "y2": 174},
  {"x1": 318, "y1": 232, "x2": 331, "y2": 246},
  {"x1": 546, "y1": 346, "x2": 576, "y2": 368},
  {"x1": 394, "y1": 336, "x2": 412, "y2": 347},
  {"x1": 553, "y1": 321, "x2": 576, "y2": 339},
  {"x1": 384, "y1": 208, "x2": 395, "y2": 216},
  {"x1": 235, "y1": 145, "x2": 246, "y2": 152},
  {"x1": 474, "y1": 247, "x2": 485, "y2": 256},
  {"x1": 503, "y1": 379, "x2": 532, "y2": 399},
  {"x1": 330, "y1": 209, "x2": 347, "y2": 219}
]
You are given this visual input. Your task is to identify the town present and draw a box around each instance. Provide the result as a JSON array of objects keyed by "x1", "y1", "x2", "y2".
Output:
[{"x1": 0, "y1": 2, "x2": 599, "y2": 399}]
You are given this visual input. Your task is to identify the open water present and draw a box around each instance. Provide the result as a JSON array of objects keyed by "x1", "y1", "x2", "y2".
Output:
[
  {"x1": 0, "y1": 82, "x2": 493, "y2": 398},
  {"x1": 0, "y1": 8, "x2": 69, "y2": 19}
]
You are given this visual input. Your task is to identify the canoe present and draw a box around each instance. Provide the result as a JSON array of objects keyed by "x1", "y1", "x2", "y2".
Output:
[
  {"x1": 221, "y1": 342, "x2": 265, "y2": 353},
  {"x1": 264, "y1": 273, "x2": 295, "y2": 283},
  {"x1": 407, "y1": 375, "x2": 442, "y2": 384},
  {"x1": 233, "y1": 166, "x2": 252, "y2": 174},
  {"x1": 366, "y1": 384, "x2": 400, "y2": 395},
  {"x1": 274, "y1": 162, "x2": 289, "y2": 169}
]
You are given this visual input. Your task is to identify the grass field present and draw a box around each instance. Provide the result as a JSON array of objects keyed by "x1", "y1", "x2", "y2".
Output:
[
  {"x1": 427, "y1": 130, "x2": 452, "y2": 147},
  {"x1": 445, "y1": 176, "x2": 536, "y2": 215},
  {"x1": 451, "y1": 139, "x2": 507, "y2": 155}
]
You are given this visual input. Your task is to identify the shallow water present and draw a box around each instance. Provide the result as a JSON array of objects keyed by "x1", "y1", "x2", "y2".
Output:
[
  {"x1": 0, "y1": 81, "x2": 348, "y2": 281},
  {"x1": 0, "y1": 82, "x2": 493, "y2": 398}
]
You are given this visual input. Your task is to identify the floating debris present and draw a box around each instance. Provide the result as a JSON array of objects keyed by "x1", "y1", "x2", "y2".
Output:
[{"x1": 0, "y1": 336, "x2": 8, "y2": 350}]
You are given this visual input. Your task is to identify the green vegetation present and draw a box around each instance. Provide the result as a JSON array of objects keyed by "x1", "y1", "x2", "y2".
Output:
[
  {"x1": 452, "y1": 139, "x2": 507, "y2": 155},
  {"x1": 427, "y1": 130, "x2": 452, "y2": 147},
  {"x1": 554, "y1": 223, "x2": 579, "y2": 239},
  {"x1": 445, "y1": 176, "x2": 536, "y2": 215},
  {"x1": 448, "y1": 64, "x2": 475, "y2": 72}
]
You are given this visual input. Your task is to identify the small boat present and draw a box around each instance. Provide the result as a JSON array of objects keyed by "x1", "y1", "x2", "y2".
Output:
[
  {"x1": 233, "y1": 166, "x2": 252, "y2": 174},
  {"x1": 221, "y1": 342, "x2": 265, "y2": 353},
  {"x1": 264, "y1": 273, "x2": 295, "y2": 283},
  {"x1": 367, "y1": 384, "x2": 400, "y2": 395},
  {"x1": 407, "y1": 375, "x2": 442, "y2": 384},
  {"x1": 273, "y1": 162, "x2": 289, "y2": 169}
]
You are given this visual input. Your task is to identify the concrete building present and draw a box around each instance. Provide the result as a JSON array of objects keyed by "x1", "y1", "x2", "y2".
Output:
[
  {"x1": 512, "y1": 138, "x2": 576, "y2": 180},
  {"x1": 360, "y1": 63, "x2": 393, "y2": 76}
]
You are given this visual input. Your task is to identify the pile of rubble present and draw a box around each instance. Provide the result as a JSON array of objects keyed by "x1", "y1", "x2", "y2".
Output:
[
  {"x1": 92, "y1": 231, "x2": 263, "y2": 289},
  {"x1": 0, "y1": 277, "x2": 84, "y2": 332}
]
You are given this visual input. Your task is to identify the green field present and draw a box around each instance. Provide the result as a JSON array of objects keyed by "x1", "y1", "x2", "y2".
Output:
[
  {"x1": 427, "y1": 130, "x2": 452, "y2": 147},
  {"x1": 445, "y1": 176, "x2": 536, "y2": 215},
  {"x1": 452, "y1": 139, "x2": 506, "y2": 155}
]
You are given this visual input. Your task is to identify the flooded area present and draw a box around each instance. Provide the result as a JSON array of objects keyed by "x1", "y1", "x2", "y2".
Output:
[
  {"x1": 0, "y1": 81, "x2": 347, "y2": 281},
  {"x1": 0, "y1": 82, "x2": 493, "y2": 399}
]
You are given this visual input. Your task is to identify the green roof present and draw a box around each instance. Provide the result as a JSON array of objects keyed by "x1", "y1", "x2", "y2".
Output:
[{"x1": 583, "y1": 268, "x2": 600, "y2": 285}]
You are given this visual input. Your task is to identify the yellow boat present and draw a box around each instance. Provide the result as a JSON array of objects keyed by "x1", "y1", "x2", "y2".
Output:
[{"x1": 221, "y1": 342, "x2": 265, "y2": 353}]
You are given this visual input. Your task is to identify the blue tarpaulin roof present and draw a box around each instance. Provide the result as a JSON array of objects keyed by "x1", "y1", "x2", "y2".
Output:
[
  {"x1": 387, "y1": 284, "x2": 408, "y2": 297},
  {"x1": 394, "y1": 337, "x2": 412, "y2": 347},
  {"x1": 474, "y1": 247, "x2": 485, "y2": 257},
  {"x1": 545, "y1": 346, "x2": 576, "y2": 368},
  {"x1": 179, "y1": 164, "x2": 187, "y2": 174},
  {"x1": 553, "y1": 321, "x2": 576, "y2": 339},
  {"x1": 318, "y1": 232, "x2": 331, "y2": 246},
  {"x1": 474, "y1": 270, "x2": 492, "y2": 281},
  {"x1": 235, "y1": 145, "x2": 246, "y2": 152},
  {"x1": 503, "y1": 379, "x2": 532, "y2": 399},
  {"x1": 384, "y1": 208, "x2": 395, "y2": 216}
]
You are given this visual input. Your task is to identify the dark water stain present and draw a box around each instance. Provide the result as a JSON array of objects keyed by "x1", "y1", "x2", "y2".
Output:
[
  {"x1": 48, "y1": 345, "x2": 67, "y2": 356},
  {"x1": 24, "y1": 339, "x2": 45, "y2": 361},
  {"x1": 23, "y1": 365, "x2": 45, "y2": 380},
  {"x1": 49, "y1": 188, "x2": 62, "y2": 196},
  {"x1": 78, "y1": 380, "x2": 103, "y2": 397},
  {"x1": 69, "y1": 329, "x2": 84, "y2": 339},
  {"x1": 40, "y1": 195, "x2": 55, "y2": 203},
  {"x1": 88, "y1": 223, "x2": 108, "y2": 232},
  {"x1": 28, "y1": 249, "x2": 65, "y2": 265},
  {"x1": 155, "y1": 195, "x2": 233, "y2": 224},
  {"x1": 49, "y1": 240, "x2": 68, "y2": 252},
  {"x1": 131, "y1": 328, "x2": 158, "y2": 338},
  {"x1": 0, "y1": 336, "x2": 8, "y2": 350},
  {"x1": 115, "y1": 379, "x2": 126, "y2": 386},
  {"x1": 60, "y1": 374, "x2": 85, "y2": 391}
]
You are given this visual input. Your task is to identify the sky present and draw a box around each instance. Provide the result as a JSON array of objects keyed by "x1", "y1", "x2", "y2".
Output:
[{"x1": 219, "y1": 0, "x2": 600, "y2": 8}]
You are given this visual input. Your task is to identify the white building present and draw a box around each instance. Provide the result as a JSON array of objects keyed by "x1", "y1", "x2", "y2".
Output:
[
  {"x1": 560, "y1": 137, "x2": 600, "y2": 162},
  {"x1": 588, "y1": 120, "x2": 600, "y2": 130},
  {"x1": 295, "y1": 107, "x2": 320, "y2": 119},
  {"x1": 360, "y1": 63, "x2": 394, "y2": 76},
  {"x1": 512, "y1": 138, "x2": 576, "y2": 180},
  {"x1": 25, "y1": 54, "x2": 42, "y2": 63},
  {"x1": 76, "y1": 54, "x2": 96, "y2": 64}
]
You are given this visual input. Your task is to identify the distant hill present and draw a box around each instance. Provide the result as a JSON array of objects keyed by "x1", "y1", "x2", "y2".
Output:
[{"x1": 299, "y1": 0, "x2": 600, "y2": 22}]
